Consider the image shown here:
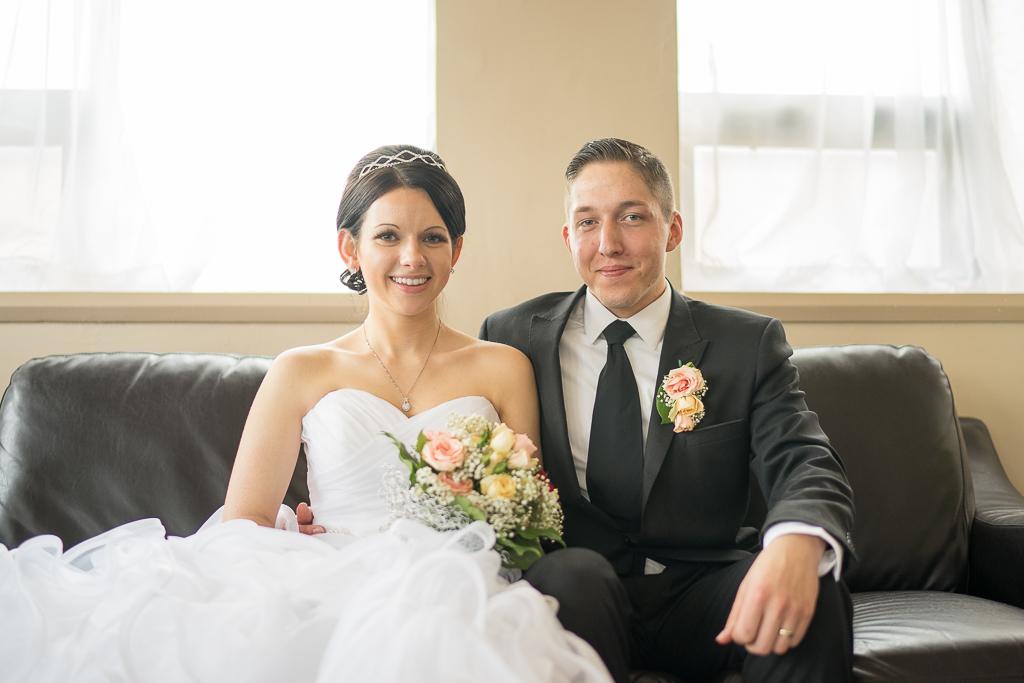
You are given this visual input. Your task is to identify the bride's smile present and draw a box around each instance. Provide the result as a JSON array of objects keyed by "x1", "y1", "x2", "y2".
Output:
[
  {"x1": 389, "y1": 274, "x2": 430, "y2": 289},
  {"x1": 339, "y1": 185, "x2": 462, "y2": 316}
]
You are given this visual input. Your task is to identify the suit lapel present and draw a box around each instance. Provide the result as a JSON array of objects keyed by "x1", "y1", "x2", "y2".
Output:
[
  {"x1": 530, "y1": 286, "x2": 587, "y2": 504},
  {"x1": 642, "y1": 287, "x2": 708, "y2": 509}
]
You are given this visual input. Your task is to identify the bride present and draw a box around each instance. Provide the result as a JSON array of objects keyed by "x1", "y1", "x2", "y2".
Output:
[{"x1": 0, "y1": 145, "x2": 612, "y2": 683}]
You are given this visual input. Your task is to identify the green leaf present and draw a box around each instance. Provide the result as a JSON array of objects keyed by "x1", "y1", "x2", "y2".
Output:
[
  {"x1": 493, "y1": 460, "x2": 508, "y2": 475},
  {"x1": 477, "y1": 427, "x2": 491, "y2": 448},
  {"x1": 497, "y1": 536, "x2": 544, "y2": 570},
  {"x1": 383, "y1": 431, "x2": 419, "y2": 483},
  {"x1": 453, "y1": 496, "x2": 487, "y2": 522},
  {"x1": 516, "y1": 527, "x2": 565, "y2": 546},
  {"x1": 415, "y1": 431, "x2": 427, "y2": 453}
]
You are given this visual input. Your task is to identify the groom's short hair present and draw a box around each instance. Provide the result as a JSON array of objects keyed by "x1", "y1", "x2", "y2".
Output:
[{"x1": 565, "y1": 138, "x2": 675, "y2": 219}]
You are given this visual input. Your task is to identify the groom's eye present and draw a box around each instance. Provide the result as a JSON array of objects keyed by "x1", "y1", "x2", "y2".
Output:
[{"x1": 577, "y1": 218, "x2": 598, "y2": 230}]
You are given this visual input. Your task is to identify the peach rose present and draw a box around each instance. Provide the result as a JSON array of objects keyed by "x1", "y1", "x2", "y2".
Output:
[
  {"x1": 507, "y1": 433, "x2": 538, "y2": 469},
  {"x1": 513, "y1": 433, "x2": 537, "y2": 457},
  {"x1": 480, "y1": 473, "x2": 516, "y2": 499},
  {"x1": 663, "y1": 365, "x2": 705, "y2": 400},
  {"x1": 669, "y1": 394, "x2": 704, "y2": 419},
  {"x1": 508, "y1": 448, "x2": 538, "y2": 470},
  {"x1": 489, "y1": 424, "x2": 516, "y2": 455},
  {"x1": 420, "y1": 431, "x2": 465, "y2": 471},
  {"x1": 669, "y1": 395, "x2": 704, "y2": 433},
  {"x1": 673, "y1": 413, "x2": 695, "y2": 433},
  {"x1": 438, "y1": 471, "x2": 473, "y2": 494}
]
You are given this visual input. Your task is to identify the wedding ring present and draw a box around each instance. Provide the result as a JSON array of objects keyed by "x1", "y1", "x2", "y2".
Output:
[{"x1": 778, "y1": 627, "x2": 795, "y2": 638}]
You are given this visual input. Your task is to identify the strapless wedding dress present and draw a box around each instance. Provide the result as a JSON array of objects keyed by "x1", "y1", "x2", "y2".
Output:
[{"x1": 0, "y1": 390, "x2": 611, "y2": 683}]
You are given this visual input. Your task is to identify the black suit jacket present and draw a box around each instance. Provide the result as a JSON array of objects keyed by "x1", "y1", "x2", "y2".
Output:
[{"x1": 480, "y1": 285, "x2": 855, "y2": 575}]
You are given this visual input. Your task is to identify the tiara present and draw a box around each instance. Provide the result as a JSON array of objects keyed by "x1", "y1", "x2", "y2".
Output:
[{"x1": 358, "y1": 150, "x2": 447, "y2": 179}]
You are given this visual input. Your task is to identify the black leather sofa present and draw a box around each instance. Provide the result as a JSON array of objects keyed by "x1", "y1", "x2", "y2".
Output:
[{"x1": 2, "y1": 345, "x2": 1023, "y2": 681}]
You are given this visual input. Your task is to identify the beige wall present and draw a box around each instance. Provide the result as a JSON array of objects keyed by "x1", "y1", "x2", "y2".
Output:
[
  {"x1": 2, "y1": 0, "x2": 1023, "y2": 493},
  {"x1": 0, "y1": 323, "x2": 353, "y2": 382},
  {"x1": 437, "y1": 0, "x2": 681, "y2": 332}
]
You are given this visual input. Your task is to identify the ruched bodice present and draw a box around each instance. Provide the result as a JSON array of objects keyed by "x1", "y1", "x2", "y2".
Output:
[{"x1": 301, "y1": 389, "x2": 499, "y2": 535}]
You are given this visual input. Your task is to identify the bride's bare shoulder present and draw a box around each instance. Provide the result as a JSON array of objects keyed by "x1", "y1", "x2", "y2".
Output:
[
  {"x1": 265, "y1": 341, "x2": 361, "y2": 407},
  {"x1": 273, "y1": 342, "x2": 347, "y2": 371},
  {"x1": 454, "y1": 334, "x2": 532, "y2": 373},
  {"x1": 451, "y1": 336, "x2": 536, "y2": 419},
  {"x1": 275, "y1": 328, "x2": 365, "y2": 368}
]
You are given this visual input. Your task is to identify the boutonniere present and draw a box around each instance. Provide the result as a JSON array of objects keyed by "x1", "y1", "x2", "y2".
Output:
[{"x1": 656, "y1": 362, "x2": 708, "y2": 433}]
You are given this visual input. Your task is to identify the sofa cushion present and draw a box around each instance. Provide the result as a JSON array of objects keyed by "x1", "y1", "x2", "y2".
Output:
[
  {"x1": 0, "y1": 352, "x2": 307, "y2": 548},
  {"x1": 634, "y1": 591, "x2": 1024, "y2": 683},
  {"x1": 853, "y1": 591, "x2": 1024, "y2": 681},
  {"x1": 791, "y1": 345, "x2": 973, "y2": 593}
]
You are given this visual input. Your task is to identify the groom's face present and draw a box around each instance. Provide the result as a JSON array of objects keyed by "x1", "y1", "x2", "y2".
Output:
[{"x1": 563, "y1": 161, "x2": 682, "y2": 318}]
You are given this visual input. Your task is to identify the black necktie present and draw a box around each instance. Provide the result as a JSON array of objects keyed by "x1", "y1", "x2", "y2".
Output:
[{"x1": 586, "y1": 319, "x2": 643, "y2": 528}]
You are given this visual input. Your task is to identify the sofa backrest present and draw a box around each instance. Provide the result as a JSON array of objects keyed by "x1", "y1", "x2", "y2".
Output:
[
  {"x1": 789, "y1": 344, "x2": 974, "y2": 593},
  {"x1": 0, "y1": 352, "x2": 308, "y2": 548},
  {"x1": 2, "y1": 346, "x2": 976, "y2": 595}
]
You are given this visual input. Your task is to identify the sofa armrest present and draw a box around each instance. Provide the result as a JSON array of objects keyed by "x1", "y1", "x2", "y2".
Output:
[{"x1": 962, "y1": 417, "x2": 1024, "y2": 608}]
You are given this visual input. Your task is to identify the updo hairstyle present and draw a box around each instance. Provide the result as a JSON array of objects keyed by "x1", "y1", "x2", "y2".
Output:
[{"x1": 336, "y1": 144, "x2": 466, "y2": 294}]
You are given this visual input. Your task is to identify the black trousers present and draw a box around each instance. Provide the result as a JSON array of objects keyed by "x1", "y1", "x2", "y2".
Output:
[{"x1": 525, "y1": 547, "x2": 853, "y2": 683}]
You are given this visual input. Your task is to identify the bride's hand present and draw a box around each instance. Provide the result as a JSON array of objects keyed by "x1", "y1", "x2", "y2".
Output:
[{"x1": 297, "y1": 502, "x2": 325, "y2": 535}]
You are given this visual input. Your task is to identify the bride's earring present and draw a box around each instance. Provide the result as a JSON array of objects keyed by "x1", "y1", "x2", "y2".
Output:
[{"x1": 450, "y1": 267, "x2": 455, "y2": 274}]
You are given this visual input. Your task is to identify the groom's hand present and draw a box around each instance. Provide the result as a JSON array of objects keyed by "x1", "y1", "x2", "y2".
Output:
[
  {"x1": 716, "y1": 534, "x2": 824, "y2": 656},
  {"x1": 296, "y1": 502, "x2": 326, "y2": 535}
]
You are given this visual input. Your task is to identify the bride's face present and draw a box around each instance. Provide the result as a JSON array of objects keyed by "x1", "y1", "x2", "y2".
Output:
[{"x1": 339, "y1": 187, "x2": 462, "y2": 315}]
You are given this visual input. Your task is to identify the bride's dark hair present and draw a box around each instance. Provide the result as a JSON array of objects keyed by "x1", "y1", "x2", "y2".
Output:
[{"x1": 336, "y1": 144, "x2": 466, "y2": 294}]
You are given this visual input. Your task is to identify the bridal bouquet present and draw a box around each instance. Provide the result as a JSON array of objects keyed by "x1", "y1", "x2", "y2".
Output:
[{"x1": 382, "y1": 414, "x2": 564, "y2": 569}]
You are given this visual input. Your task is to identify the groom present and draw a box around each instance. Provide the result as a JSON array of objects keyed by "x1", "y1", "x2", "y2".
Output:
[{"x1": 478, "y1": 139, "x2": 855, "y2": 682}]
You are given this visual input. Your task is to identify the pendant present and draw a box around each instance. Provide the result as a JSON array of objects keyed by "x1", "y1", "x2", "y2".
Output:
[{"x1": 401, "y1": 399, "x2": 412, "y2": 413}]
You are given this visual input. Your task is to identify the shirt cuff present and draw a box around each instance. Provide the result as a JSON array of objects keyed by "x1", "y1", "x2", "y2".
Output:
[
  {"x1": 644, "y1": 557, "x2": 667, "y2": 575},
  {"x1": 762, "y1": 522, "x2": 844, "y2": 581}
]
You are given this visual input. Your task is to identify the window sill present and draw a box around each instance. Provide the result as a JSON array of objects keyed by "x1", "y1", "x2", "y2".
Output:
[
  {"x1": 686, "y1": 292, "x2": 1024, "y2": 323},
  {"x1": 1, "y1": 292, "x2": 1023, "y2": 324},
  {"x1": 0, "y1": 293, "x2": 366, "y2": 323}
]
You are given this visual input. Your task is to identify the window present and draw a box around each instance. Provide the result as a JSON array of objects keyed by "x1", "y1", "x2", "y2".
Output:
[
  {"x1": 0, "y1": 0, "x2": 435, "y2": 292},
  {"x1": 678, "y1": 0, "x2": 1024, "y2": 292}
]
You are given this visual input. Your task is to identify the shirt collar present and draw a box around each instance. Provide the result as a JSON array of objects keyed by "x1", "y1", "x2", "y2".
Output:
[{"x1": 582, "y1": 280, "x2": 672, "y2": 349}]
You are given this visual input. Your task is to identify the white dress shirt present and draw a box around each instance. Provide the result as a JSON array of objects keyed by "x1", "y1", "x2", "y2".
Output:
[{"x1": 558, "y1": 283, "x2": 842, "y2": 578}]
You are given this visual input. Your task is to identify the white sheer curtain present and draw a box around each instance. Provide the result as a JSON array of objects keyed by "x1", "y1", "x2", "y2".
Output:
[
  {"x1": 678, "y1": 0, "x2": 1024, "y2": 292},
  {"x1": 0, "y1": 0, "x2": 435, "y2": 292}
]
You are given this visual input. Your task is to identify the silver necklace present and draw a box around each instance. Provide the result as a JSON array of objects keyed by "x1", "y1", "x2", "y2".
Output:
[{"x1": 362, "y1": 321, "x2": 442, "y2": 413}]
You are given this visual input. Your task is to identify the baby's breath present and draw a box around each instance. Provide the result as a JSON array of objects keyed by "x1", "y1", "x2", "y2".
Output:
[
  {"x1": 383, "y1": 413, "x2": 564, "y2": 569},
  {"x1": 381, "y1": 465, "x2": 471, "y2": 531}
]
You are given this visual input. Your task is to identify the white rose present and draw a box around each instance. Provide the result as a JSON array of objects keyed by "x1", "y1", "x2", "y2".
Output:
[{"x1": 489, "y1": 424, "x2": 516, "y2": 454}]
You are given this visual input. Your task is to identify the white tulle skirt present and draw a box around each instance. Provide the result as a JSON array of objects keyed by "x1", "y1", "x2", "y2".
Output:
[{"x1": 0, "y1": 510, "x2": 611, "y2": 683}]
